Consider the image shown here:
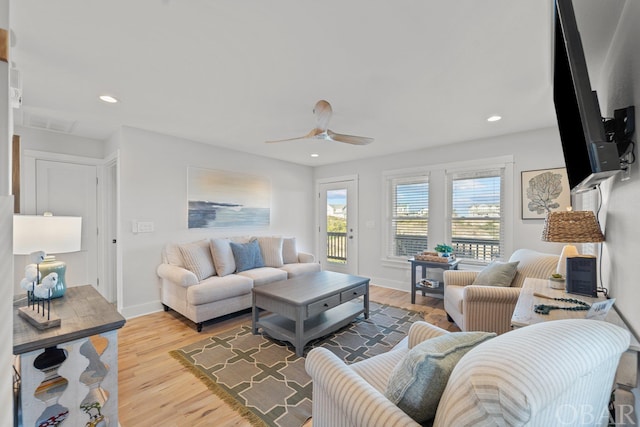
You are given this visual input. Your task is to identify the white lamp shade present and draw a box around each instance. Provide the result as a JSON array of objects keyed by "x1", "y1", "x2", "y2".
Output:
[{"x1": 13, "y1": 215, "x2": 82, "y2": 255}]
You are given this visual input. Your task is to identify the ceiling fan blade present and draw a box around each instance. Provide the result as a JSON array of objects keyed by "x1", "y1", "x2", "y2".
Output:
[
  {"x1": 265, "y1": 136, "x2": 307, "y2": 143},
  {"x1": 327, "y1": 130, "x2": 374, "y2": 145},
  {"x1": 265, "y1": 128, "x2": 323, "y2": 143}
]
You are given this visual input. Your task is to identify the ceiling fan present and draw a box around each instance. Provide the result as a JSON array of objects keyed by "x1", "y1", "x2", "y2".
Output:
[{"x1": 266, "y1": 100, "x2": 374, "y2": 145}]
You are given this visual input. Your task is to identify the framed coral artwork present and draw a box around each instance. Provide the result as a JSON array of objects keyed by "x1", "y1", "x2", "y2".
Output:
[{"x1": 521, "y1": 167, "x2": 571, "y2": 220}]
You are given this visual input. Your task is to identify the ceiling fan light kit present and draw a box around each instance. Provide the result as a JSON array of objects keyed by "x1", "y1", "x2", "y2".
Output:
[{"x1": 266, "y1": 100, "x2": 373, "y2": 145}]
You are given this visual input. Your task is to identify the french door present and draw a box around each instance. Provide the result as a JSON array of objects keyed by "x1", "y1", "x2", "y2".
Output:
[{"x1": 318, "y1": 177, "x2": 358, "y2": 275}]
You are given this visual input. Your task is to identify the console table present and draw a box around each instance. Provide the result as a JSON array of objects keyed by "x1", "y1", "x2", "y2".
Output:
[
  {"x1": 13, "y1": 285, "x2": 126, "y2": 427},
  {"x1": 512, "y1": 278, "x2": 639, "y2": 426},
  {"x1": 408, "y1": 257, "x2": 460, "y2": 303}
]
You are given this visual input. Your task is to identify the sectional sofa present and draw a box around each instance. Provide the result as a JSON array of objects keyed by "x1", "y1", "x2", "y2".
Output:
[{"x1": 157, "y1": 236, "x2": 320, "y2": 331}]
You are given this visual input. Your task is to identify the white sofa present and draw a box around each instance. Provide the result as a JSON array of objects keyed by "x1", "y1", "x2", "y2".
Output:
[
  {"x1": 157, "y1": 236, "x2": 320, "y2": 331},
  {"x1": 306, "y1": 319, "x2": 630, "y2": 427}
]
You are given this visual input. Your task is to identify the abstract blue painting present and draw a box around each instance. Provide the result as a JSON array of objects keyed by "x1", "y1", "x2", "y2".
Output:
[{"x1": 187, "y1": 167, "x2": 270, "y2": 228}]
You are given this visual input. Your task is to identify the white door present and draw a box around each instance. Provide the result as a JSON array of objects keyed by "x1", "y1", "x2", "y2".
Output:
[
  {"x1": 36, "y1": 160, "x2": 99, "y2": 293},
  {"x1": 318, "y1": 178, "x2": 358, "y2": 275}
]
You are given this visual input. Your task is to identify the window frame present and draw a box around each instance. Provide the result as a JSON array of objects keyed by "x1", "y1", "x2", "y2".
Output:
[
  {"x1": 382, "y1": 156, "x2": 513, "y2": 267},
  {"x1": 386, "y1": 173, "x2": 430, "y2": 261},
  {"x1": 446, "y1": 167, "x2": 505, "y2": 265}
]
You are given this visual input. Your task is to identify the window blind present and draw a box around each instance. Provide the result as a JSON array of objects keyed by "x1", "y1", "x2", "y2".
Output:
[
  {"x1": 389, "y1": 176, "x2": 429, "y2": 258},
  {"x1": 449, "y1": 168, "x2": 504, "y2": 263}
]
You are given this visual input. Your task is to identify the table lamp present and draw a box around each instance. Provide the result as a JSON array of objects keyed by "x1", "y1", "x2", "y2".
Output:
[
  {"x1": 13, "y1": 213, "x2": 82, "y2": 298},
  {"x1": 541, "y1": 209, "x2": 604, "y2": 277}
]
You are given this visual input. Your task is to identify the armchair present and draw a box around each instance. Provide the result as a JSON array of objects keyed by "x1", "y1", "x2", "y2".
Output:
[
  {"x1": 306, "y1": 319, "x2": 630, "y2": 427},
  {"x1": 443, "y1": 248, "x2": 558, "y2": 334}
]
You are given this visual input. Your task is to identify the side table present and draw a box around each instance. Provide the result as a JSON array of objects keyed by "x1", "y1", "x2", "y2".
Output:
[
  {"x1": 408, "y1": 257, "x2": 460, "y2": 303},
  {"x1": 13, "y1": 285, "x2": 126, "y2": 427},
  {"x1": 512, "y1": 278, "x2": 639, "y2": 426}
]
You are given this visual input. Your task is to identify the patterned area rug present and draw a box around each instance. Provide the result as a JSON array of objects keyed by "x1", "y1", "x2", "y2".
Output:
[{"x1": 170, "y1": 301, "x2": 425, "y2": 427}]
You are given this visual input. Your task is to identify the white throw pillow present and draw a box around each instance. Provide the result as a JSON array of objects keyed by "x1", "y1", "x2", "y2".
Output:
[
  {"x1": 282, "y1": 237, "x2": 298, "y2": 264},
  {"x1": 257, "y1": 236, "x2": 284, "y2": 267},
  {"x1": 210, "y1": 238, "x2": 236, "y2": 277},
  {"x1": 178, "y1": 239, "x2": 216, "y2": 281}
]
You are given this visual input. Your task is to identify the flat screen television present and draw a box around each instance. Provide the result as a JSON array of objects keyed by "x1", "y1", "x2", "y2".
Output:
[{"x1": 553, "y1": 0, "x2": 621, "y2": 193}]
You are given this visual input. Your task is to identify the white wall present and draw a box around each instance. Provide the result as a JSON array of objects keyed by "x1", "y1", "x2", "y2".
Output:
[
  {"x1": 314, "y1": 126, "x2": 567, "y2": 290},
  {"x1": 116, "y1": 126, "x2": 315, "y2": 318},
  {"x1": 14, "y1": 125, "x2": 105, "y2": 159},
  {"x1": 1, "y1": 0, "x2": 15, "y2": 424},
  {"x1": 592, "y1": 0, "x2": 640, "y2": 335}
]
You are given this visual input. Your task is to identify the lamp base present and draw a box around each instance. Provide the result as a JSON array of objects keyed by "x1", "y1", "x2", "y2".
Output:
[
  {"x1": 39, "y1": 256, "x2": 67, "y2": 298},
  {"x1": 557, "y1": 245, "x2": 579, "y2": 277},
  {"x1": 18, "y1": 306, "x2": 61, "y2": 330}
]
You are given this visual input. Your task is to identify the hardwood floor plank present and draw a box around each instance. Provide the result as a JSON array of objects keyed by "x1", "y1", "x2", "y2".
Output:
[{"x1": 118, "y1": 285, "x2": 459, "y2": 426}]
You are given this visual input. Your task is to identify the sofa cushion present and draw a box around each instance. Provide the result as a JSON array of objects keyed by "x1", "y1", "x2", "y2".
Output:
[
  {"x1": 257, "y1": 236, "x2": 284, "y2": 267},
  {"x1": 282, "y1": 237, "x2": 298, "y2": 264},
  {"x1": 472, "y1": 260, "x2": 520, "y2": 287},
  {"x1": 164, "y1": 243, "x2": 185, "y2": 267},
  {"x1": 230, "y1": 239, "x2": 265, "y2": 272},
  {"x1": 210, "y1": 238, "x2": 236, "y2": 277},
  {"x1": 178, "y1": 239, "x2": 216, "y2": 281},
  {"x1": 385, "y1": 331, "x2": 495, "y2": 423},
  {"x1": 446, "y1": 285, "x2": 465, "y2": 314},
  {"x1": 237, "y1": 267, "x2": 287, "y2": 287},
  {"x1": 278, "y1": 262, "x2": 321, "y2": 278},
  {"x1": 187, "y1": 274, "x2": 253, "y2": 305}
]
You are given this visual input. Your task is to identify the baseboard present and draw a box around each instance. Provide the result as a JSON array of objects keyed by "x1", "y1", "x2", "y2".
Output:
[
  {"x1": 368, "y1": 276, "x2": 406, "y2": 291},
  {"x1": 120, "y1": 300, "x2": 164, "y2": 319}
]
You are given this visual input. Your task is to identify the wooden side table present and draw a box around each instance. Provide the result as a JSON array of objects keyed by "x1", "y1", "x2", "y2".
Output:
[
  {"x1": 512, "y1": 278, "x2": 639, "y2": 426},
  {"x1": 13, "y1": 285, "x2": 126, "y2": 427},
  {"x1": 408, "y1": 257, "x2": 460, "y2": 303}
]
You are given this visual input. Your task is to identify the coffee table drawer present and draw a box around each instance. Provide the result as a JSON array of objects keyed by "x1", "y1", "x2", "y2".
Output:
[
  {"x1": 341, "y1": 284, "x2": 367, "y2": 302},
  {"x1": 307, "y1": 294, "x2": 341, "y2": 317}
]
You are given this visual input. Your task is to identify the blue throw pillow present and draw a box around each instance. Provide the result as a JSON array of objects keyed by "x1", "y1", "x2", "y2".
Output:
[{"x1": 230, "y1": 240, "x2": 265, "y2": 272}]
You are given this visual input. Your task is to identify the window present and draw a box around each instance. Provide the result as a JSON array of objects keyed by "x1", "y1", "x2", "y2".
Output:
[
  {"x1": 448, "y1": 168, "x2": 504, "y2": 263},
  {"x1": 388, "y1": 175, "x2": 429, "y2": 258},
  {"x1": 382, "y1": 156, "x2": 513, "y2": 266}
]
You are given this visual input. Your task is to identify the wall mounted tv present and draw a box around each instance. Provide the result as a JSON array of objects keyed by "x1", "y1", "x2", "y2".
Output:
[{"x1": 553, "y1": 0, "x2": 621, "y2": 193}]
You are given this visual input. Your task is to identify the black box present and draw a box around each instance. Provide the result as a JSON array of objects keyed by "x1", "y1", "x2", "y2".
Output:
[{"x1": 566, "y1": 255, "x2": 597, "y2": 297}]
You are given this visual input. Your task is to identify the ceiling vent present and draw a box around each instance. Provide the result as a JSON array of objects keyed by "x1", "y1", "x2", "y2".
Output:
[
  {"x1": 23, "y1": 112, "x2": 76, "y2": 134},
  {"x1": 9, "y1": 68, "x2": 22, "y2": 109}
]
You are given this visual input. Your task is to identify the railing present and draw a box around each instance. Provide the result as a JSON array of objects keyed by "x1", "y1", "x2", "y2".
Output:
[
  {"x1": 326, "y1": 232, "x2": 500, "y2": 263},
  {"x1": 327, "y1": 232, "x2": 347, "y2": 262},
  {"x1": 451, "y1": 238, "x2": 500, "y2": 262}
]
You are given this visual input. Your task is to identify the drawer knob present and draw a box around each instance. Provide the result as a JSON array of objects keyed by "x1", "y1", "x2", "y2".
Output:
[
  {"x1": 353, "y1": 291, "x2": 357, "y2": 295},
  {"x1": 323, "y1": 303, "x2": 328, "y2": 307}
]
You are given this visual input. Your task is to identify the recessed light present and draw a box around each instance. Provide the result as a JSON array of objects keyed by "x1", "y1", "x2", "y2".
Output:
[
  {"x1": 99, "y1": 95, "x2": 119, "y2": 104},
  {"x1": 310, "y1": 153, "x2": 319, "y2": 158},
  {"x1": 487, "y1": 115, "x2": 502, "y2": 122}
]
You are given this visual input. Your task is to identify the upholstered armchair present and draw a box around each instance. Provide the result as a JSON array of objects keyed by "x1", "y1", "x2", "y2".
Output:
[
  {"x1": 443, "y1": 248, "x2": 559, "y2": 334},
  {"x1": 306, "y1": 319, "x2": 629, "y2": 427}
]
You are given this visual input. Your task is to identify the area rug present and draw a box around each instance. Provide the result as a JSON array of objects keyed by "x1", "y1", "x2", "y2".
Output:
[{"x1": 169, "y1": 301, "x2": 425, "y2": 427}]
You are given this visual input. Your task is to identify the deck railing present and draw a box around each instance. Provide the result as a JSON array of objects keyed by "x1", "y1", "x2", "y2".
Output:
[
  {"x1": 327, "y1": 232, "x2": 347, "y2": 262},
  {"x1": 326, "y1": 233, "x2": 500, "y2": 263}
]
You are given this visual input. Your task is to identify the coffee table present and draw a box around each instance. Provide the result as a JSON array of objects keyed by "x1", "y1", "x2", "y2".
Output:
[{"x1": 252, "y1": 271, "x2": 369, "y2": 356}]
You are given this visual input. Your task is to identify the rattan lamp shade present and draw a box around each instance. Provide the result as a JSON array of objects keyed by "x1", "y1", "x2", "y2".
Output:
[{"x1": 541, "y1": 211, "x2": 604, "y2": 243}]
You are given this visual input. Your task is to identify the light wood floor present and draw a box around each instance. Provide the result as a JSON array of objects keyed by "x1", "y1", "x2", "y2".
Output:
[{"x1": 118, "y1": 285, "x2": 460, "y2": 427}]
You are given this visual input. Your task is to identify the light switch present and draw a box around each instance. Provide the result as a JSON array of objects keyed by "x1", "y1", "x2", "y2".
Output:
[{"x1": 137, "y1": 221, "x2": 155, "y2": 233}]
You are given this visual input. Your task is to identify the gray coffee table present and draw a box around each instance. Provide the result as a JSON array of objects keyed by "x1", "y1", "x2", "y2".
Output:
[{"x1": 252, "y1": 271, "x2": 369, "y2": 356}]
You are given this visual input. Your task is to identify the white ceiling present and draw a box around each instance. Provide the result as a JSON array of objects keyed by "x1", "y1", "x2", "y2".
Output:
[{"x1": 9, "y1": 0, "x2": 624, "y2": 166}]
